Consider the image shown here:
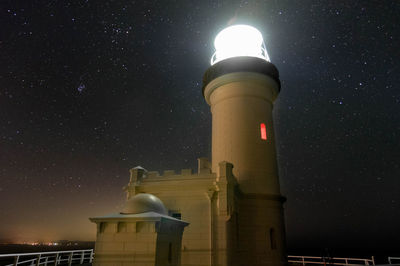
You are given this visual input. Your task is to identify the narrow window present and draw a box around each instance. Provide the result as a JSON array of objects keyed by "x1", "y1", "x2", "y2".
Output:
[
  {"x1": 169, "y1": 211, "x2": 181, "y2": 220},
  {"x1": 270, "y1": 228, "x2": 277, "y2": 249},
  {"x1": 168, "y1": 242, "x2": 172, "y2": 263},
  {"x1": 172, "y1": 212, "x2": 181, "y2": 220},
  {"x1": 99, "y1": 222, "x2": 106, "y2": 233},
  {"x1": 235, "y1": 213, "x2": 239, "y2": 243},
  {"x1": 260, "y1": 123, "x2": 267, "y2": 140},
  {"x1": 117, "y1": 222, "x2": 127, "y2": 233}
]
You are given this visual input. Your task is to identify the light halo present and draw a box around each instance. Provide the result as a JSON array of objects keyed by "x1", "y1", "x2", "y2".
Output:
[{"x1": 211, "y1": 24, "x2": 270, "y2": 65}]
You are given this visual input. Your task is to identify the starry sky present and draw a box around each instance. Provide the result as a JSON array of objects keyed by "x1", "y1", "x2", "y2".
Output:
[{"x1": 1, "y1": 0, "x2": 399, "y2": 249}]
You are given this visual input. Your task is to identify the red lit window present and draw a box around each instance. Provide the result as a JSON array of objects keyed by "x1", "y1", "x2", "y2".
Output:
[{"x1": 260, "y1": 123, "x2": 267, "y2": 140}]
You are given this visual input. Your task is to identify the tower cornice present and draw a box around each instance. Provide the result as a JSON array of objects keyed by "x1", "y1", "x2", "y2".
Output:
[{"x1": 202, "y1": 56, "x2": 281, "y2": 96}]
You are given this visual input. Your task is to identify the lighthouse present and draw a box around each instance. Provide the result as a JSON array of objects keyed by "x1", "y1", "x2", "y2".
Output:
[
  {"x1": 203, "y1": 25, "x2": 287, "y2": 265},
  {"x1": 92, "y1": 24, "x2": 287, "y2": 266}
]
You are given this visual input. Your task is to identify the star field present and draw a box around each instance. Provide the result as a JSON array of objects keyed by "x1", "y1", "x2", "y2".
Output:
[{"x1": 0, "y1": 0, "x2": 399, "y2": 249}]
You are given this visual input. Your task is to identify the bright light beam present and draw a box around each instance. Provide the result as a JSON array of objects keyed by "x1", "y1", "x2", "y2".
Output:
[{"x1": 211, "y1": 25, "x2": 270, "y2": 65}]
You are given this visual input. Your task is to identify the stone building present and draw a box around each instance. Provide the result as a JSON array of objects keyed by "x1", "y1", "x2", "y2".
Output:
[
  {"x1": 90, "y1": 24, "x2": 287, "y2": 266},
  {"x1": 90, "y1": 193, "x2": 188, "y2": 266}
]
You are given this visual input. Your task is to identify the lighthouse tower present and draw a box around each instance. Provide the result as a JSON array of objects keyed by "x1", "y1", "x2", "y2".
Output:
[
  {"x1": 203, "y1": 25, "x2": 287, "y2": 266},
  {"x1": 92, "y1": 24, "x2": 287, "y2": 266}
]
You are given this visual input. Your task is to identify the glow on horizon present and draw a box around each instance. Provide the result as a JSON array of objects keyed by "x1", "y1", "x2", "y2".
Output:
[{"x1": 211, "y1": 24, "x2": 270, "y2": 65}]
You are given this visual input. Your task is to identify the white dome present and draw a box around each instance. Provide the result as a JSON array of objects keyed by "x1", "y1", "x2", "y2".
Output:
[{"x1": 121, "y1": 193, "x2": 168, "y2": 215}]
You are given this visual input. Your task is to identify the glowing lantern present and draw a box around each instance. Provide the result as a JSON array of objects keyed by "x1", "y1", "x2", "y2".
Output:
[{"x1": 211, "y1": 25, "x2": 270, "y2": 65}]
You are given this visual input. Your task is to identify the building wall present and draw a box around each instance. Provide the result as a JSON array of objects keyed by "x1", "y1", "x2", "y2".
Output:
[
  {"x1": 124, "y1": 162, "x2": 238, "y2": 266},
  {"x1": 234, "y1": 196, "x2": 287, "y2": 266},
  {"x1": 128, "y1": 170, "x2": 217, "y2": 266},
  {"x1": 204, "y1": 73, "x2": 281, "y2": 195},
  {"x1": 203, "y1": 68, "x2": 287, "y2": 266},
  {"x1": 92, "y1": 218, "x2": 187, "y2": 266},
  {"x1": 93, "y1": 221, "x2": 157, "y2": 266},
  {"x1": 155, "y1": 219, "x2": 185, "y2": 266}
]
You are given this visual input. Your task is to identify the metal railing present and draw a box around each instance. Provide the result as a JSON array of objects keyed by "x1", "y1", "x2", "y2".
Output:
[
  {"x1": 288, "y1": 255, "x2": 375, "y2": 266},
  {"x1": 0, "y1": 249, "x2": 93, "y2": 266},
  {"x1": 2, "y1": 251, "x2": 398, "y2": 266},
  {"x1": 210, "y1": 46, "x2": 270, "y2": 65},
  {"x1": 388, "y1": 257, "x2": 400, "y2": 265}
]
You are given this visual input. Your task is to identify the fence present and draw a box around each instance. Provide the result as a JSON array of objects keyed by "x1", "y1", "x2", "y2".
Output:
[
  {"x1": 388, "y1": 257, "x2": 400, "y2": 265},
  {"x1": 1, "y1": 251, "x2": 398, "y2": 266},
  {"x1": 288, "y1": 255, "x2": 375, "y2": 266},
  {"x1": 0, "y1": 249, "x2": 93, "y2": 266}
]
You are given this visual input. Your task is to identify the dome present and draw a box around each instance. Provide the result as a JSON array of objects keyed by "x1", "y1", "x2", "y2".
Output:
[{"x1": 121, "y1": 193, "x2": 168, "y2": 215}]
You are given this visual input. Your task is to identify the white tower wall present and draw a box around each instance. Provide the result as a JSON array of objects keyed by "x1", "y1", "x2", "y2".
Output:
[
  {"x1": 203, "y1": 56, "x2": 287, "y2": 266},
  {"x1": 204, "y1": 72, "x2": 280, "y2": 194}
]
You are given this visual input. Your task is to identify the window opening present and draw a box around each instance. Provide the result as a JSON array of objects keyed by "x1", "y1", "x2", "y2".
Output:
[
  {"x1": 270, "y1": 228, "x2": 277, "y2": 249},
  {"x1": 260, "y1": 123, "x2": 267, "y2": 140},
  {"x1": 169, "y1": 211, "x2": 182, "y2": 220},
  {"x1": 168, "y1": 242, "x2": 172, "y2": 263}
]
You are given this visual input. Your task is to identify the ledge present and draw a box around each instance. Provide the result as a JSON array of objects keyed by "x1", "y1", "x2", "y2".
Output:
[{"x1": 202, "y1": 56, "x2": 281, "y2": 95}]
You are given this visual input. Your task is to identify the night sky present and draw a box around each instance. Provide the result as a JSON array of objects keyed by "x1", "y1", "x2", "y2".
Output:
[{"x1": 1, "y1": 0, "x2": 399, "y2": 249}]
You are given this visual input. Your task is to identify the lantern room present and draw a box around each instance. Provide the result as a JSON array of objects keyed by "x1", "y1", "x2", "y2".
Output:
[{"x1": 210, "y1": 24, "x2": 271, "y2": 65}]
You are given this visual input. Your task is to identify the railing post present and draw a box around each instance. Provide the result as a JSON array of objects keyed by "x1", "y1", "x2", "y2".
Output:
[
  {"x1": 345, "y1": 258, "x2": 348, "y2": 265},
  {"x1": 371, "y1": 256, "x2": 375, "y2": 266},
  {"x1": 36, "y1": 254, "x2": 41, "y2": 266},
  {"x1": 388, "y1": 257, "x2": 392, "y2": 264},
  {"x1": 13, "y1": 255, "x2": 19, "y2": 266},
  {"x1": 89, "y1": 249, "x2": 93, "y2": 263},
  {"x1": 80, "y1": 250, "x2": 85, "y2": 264},
  {"x1": 68, "y1": 252, "x2": 73, "y2": 266},
  {"x1": 45, "y1": 256, "x2": 49, "y2": 266},
  {"x1": 54, "y1": 253, "x2": 59, "y2": 266}
]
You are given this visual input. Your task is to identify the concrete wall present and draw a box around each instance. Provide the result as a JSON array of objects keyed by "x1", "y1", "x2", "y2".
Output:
[
  {"x1": 131, "y1": 171, "x2": 216, "y2": 266},
  {"x1": 204, "y1": 72, "x2": 281, "y2": 195},
  {"x1": 203, "y1": 71, "x2": 288, "y2": 266},
  {"x1": 124, "y1": 162, "x2": 238, "y2": 266},
  {"x1": 123, "y1": 156, "x2": 286, "y2": 266},
  {"x1": 234, "y1": 196, "x2": 287, "y2": 266},
  {"x1": 93, "y1": 221, "x2": 157, "y2": 266},
  {"x1": 155, "y1": 219, "x2": 185, "y2": 266}
]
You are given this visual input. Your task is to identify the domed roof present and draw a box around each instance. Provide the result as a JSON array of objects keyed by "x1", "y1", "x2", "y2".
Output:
[{"x1": 121, "y1": 193, "x2": 168, "y2": 215}]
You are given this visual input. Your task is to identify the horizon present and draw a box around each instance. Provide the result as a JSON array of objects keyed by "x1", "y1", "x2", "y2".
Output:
[{"x1": 1, "y1": 0, "x2": 399, "y2": 251}]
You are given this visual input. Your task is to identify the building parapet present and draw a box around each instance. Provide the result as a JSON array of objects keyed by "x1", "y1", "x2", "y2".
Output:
[
  {"x1": 129, "y1": 158, "x2": 213, "y2": 181},
  {"x1": 143, "y1": 168, "x2": 215, "y2": 181},
  {"x1": 124, "y1": 159, "x2": 238, "y2": 201}
]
